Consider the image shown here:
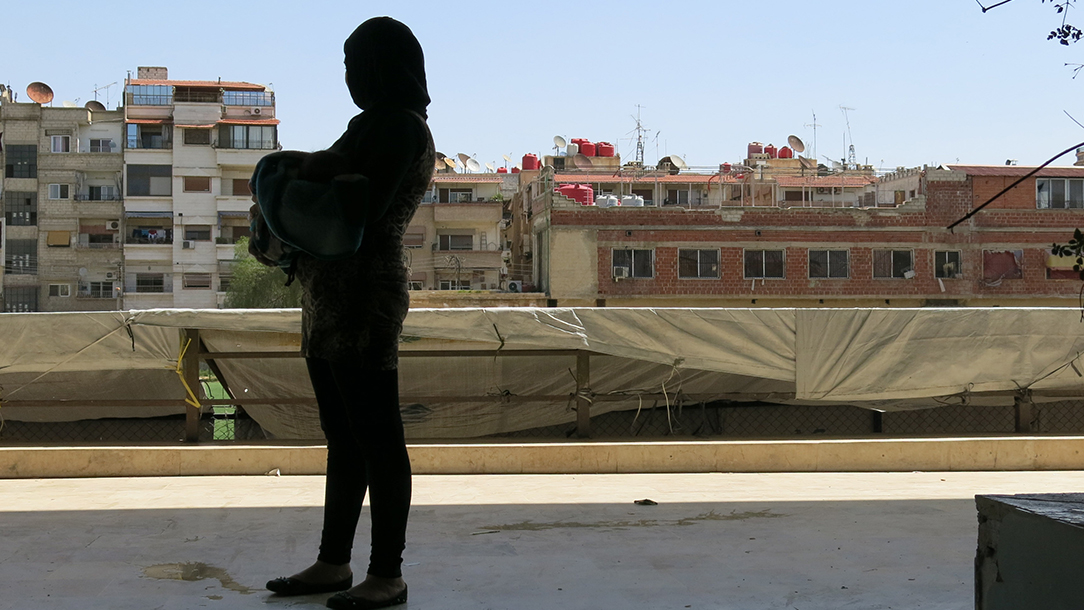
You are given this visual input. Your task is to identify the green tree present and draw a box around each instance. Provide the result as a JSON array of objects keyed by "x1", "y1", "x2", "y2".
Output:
[{"x1": 223, "y1": 237, "x2": 302, "y2": 308}]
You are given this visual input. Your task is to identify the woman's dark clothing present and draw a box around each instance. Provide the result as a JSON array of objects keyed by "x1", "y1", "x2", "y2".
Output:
[
  {"x1": 294, "y1": 17, "x2": 435, "y2": 580},
  {"x1": 308, "y1": 357, "x2": 411, "y2": 577}
]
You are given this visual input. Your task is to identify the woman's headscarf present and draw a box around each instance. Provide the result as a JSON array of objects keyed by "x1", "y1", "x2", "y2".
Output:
[{"x1": 344, "y1": 17, "x2": 430, "y2": 118}]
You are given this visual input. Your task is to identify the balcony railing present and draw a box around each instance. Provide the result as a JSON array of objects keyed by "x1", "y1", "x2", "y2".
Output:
[
  {"x1": 174, "y1": 91, "x2": 222, "y2": 104},
  {"x1": 78, "y1": 241, "x2": 120, "y2": 250},
  {"x1": 74, "y1": 194, "x2": 123, "y2": 202},
  {"x1": 126, "y1": 139, "x2": 173, "y2": 150},
  {"x1": 126, "y1": 93, "x2": 173, "y2": 106},
  {"x1": 125, "y1": 235, "x2": 173, "y2": 245}
]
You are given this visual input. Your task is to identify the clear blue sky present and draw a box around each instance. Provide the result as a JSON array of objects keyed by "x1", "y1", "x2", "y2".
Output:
[{"x1": 4, "y1": 0, "x2": 1079, "y2": 171}]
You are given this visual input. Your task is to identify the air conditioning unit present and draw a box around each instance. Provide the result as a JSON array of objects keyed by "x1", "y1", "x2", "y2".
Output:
[
  {"x1": 106, "y1": 220, "x2": 120, "y2": 230},
  {"x1": 507, "y1": 280, "x2": 522, "y2": 293},
  {"x1": 613, "y1": 266, "x2": 630, "y2": 279},
  {"x1": 105, "y1": 272, "x2": 115, "y2": 279},
  {"x1": 182, "y1": 240, "x2": 194, "y2": 249},
  {"x1": 903, "y1": 269, "x2": 916, "y2": 279},
  {"x1": 252, "y1": 107, "x2": 262, "y2": 115}
]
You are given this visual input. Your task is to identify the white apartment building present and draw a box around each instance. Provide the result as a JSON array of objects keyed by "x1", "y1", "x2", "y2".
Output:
[{"x1": 122, "y1": 66, "x2": 277, "y2": 308}]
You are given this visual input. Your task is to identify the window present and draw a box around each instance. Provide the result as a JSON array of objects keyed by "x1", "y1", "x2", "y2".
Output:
[
  {"x1": 983, "y1": 250, "x2": 1024, "y2": 281},
  {"x1": 678, "y1": 249, "x2": 720, "y2": 279},
  {"x1": 218, "y1": 124, "x2": 276, "y2": 149},
  {"x1": 90, "y1": 139, "x2": 114, "y2": 153},
  {"x1": 4, "y1": 145, "x2": 37, "y2": 178},
  {"x1": 219, "y1": 277, "x2": 232, "y2": 292},
  {"x1": 50, "y1": 135, "x2": 70, "y2": 153},
  {"x1": 873, "y1": 250, "x2": 914, "y2": 279},
  {"x1": 231, "y1": 179, "x2": 251, "y2": 197},
  {"x1": 127, "y1": 84, "x2": 172, "y2": 105},
  {"x1": 87, "y1": 185, "x2": 117, "y2": 201},
  {"x1": 612, "y1": 249, "x2": 654, "y2": 278},
  {"x1": 184, "y1": 225, "x2": 212, "y2": 241},
  {"x1": 222, "y1": 91, "x2": 274, "y2": 106},
  {"x1": 438, "y1": 234, "x2": 472, "y2": 250},
  {"x1": 744, "y1": 249, "x2": 785, "y2": 279},
  {"x1": 438, "y1": 279, "x2": 471, "y2": 290},
  {"x1": 87, "y1": 233, "x2": 115, "y2": 246},
  {"x1": 84, "y1": 281, "x2": 114, "y2": 298},
  {"x1": 49, "y1": 284, "x2": 71, "y2": 297},
  {"x1": 48, "y1": 184, "x2": 70, "y2": 199},
  {"x1": 666, "y1": 189, "x2": 690, "y2": 206},
  {"x1": 46, "y1": 231, "x2": 71, "y2": 248},
  {"x1": 3, "y1": 286, "x2": 38, "y2": 312},
  {"x1": 126, "y1": 123, "x2": 172, "y2": 149},
  {"x1": 632, "y1": 189, "x2": 654, "y2": 206},
  {"x1": 127, "y1": 165, "x2": 172, "y2": 196},
  {"x1": 183, "y1": 273, "x2": 212, "y2": 289},
  {"x1": 783, "y1": 190, "x2": 811, "y2": 202},
  {"x1": 809, "y1": 250, "x2": 849, "y2": 279},
  {"x1": 409, "y1": 281, "x2": 425, "y2": 290},
  {"x1": 184, "y1": 128, "x2": 211, "y2": 145},
  {"x1": 183, "y1": 176, "x2": 211, "y2": 192},
  {"x1": 1037, "y1": 178, "x2": 1084, "y2": 209},
  {"x1": 135, "y1": 274, "x2": 166, "y2": 293},
  {"x1": 404, "y1": 228, "x2": 425, "y2": 248},
  {"x1": 5, "y1": 192, "x2": 37, "y2": 225},
  {"x1": 438, "y1": 188, "x2": 473, "y2": 203},
  {"x1": 5, "y1": 239, "x2": 37, "y2": 275},
  {"x1": 935, "y1": 251, "x2": 962, "y2": 278}
]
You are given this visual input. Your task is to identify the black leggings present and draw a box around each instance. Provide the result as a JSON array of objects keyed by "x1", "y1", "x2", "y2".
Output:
[{"x1": 306, "y1": 357, "x2": 411, "y2": 578}]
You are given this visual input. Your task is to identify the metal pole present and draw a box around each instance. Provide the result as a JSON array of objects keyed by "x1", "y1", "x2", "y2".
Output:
[{"x1": 575, "y1": 351, "x2": 591, "y2": 438}]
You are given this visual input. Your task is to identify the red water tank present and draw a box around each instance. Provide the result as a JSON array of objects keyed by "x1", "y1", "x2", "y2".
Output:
[
  {"x1": 556, "y1": 183, "x2": 595, "y2": 205},
  {"x1": 511, "y1": 167, "x2": 520, "y2": 174},
  {"x1": 595, "y1": 141, "x2": 615, "y2": 157},
  {"x1": 496, "y1": 167, "x2": 508, "y2": 173},
  {"x1": 521, "y1": 153, "x2": 539, "y2": 170},
  {"x1": 722, "y1": 162, "x2": 732, "y2": 173},
  {"x1": 778, "y1": 146, "x2": 793, "y2": 159},
  {"x1": 579, "y1": 141, "x2": 596, "y2": 157},
  {"x1": 764, "y1": 144, "x2": 777, "y2": 159},
  {"x1": 747, "y1": 142, "x2": 764, "y2": 158},
  {"x1": 571, "y1": 138, "x2": 588, "y2": 148}
]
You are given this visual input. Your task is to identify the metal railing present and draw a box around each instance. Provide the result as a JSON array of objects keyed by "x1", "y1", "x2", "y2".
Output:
[{"x1": 74, "y1": 194, "x2": 123, "y2": 202}]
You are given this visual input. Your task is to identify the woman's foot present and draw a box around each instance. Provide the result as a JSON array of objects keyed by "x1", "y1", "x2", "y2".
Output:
[
  {"x1": 266, "y1": 560, "x2": 353, "y2": 595},
  {"x1": 326, "y1": 574, "x2": 407, "y2": 609}
]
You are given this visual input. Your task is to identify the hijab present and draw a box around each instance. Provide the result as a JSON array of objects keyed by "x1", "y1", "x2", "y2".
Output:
[{"x1": 344, "y1": 17, "x2": 430, "y2": 119}]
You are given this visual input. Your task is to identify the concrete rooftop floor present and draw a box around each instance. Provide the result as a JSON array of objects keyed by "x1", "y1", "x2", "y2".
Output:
[{"x1": 3, "y1": 471, "x2": 1084, "y2": 609}]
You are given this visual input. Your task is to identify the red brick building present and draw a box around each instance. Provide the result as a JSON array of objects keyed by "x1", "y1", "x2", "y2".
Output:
[{"x1": 516, "y1": 164, "x2": 1084, "y2": 307}]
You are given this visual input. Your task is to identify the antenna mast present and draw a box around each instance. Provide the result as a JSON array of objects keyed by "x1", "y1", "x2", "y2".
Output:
[
  {"x1": 839, "y1": 105, "x2": 856, "y2": 168},
  {"x1": 804, "y1": 111, "x2": 821, "y2": 164},
  {"x1": 631, "y1": 105, "x2": 649, "y2": 167}
]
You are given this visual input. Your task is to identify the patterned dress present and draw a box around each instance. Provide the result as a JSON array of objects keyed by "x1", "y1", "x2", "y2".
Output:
[{"x1": 295, "y1": 109, "x2": 435, "y2": 369}]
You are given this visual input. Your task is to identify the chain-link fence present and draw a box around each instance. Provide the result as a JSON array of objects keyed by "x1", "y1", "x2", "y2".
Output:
[{"x1": 4, "y1": 400, "x2": 1084, "y2": 445}]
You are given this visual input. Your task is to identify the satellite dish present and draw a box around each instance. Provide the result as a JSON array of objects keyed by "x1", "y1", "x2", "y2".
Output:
[
  {"x1": 466, "y1": 158, "x2": 481, "y2": 172},
  {"x1": 78, "y1": 268, "x2": 88, "y2": 278},
  {"x1": 670, "y1": 154, "x2": 687, "y2": 170},
  {"x1": 485, "y1": 162, "x2": 495, "y2": 172},
  {"x1": 85, "y1": 100, "x2": 106, "y2": 111},
  {"x1": 788, "y1": 135, "x2": 806, "y2": 154},
  {"x1": 572, "y1": 153, "x2": 594, "y2": 169},
  {"x1": 502, "y1": 154, "x2": 512, "y2": 163},
  {"x1": 26, "y1": 82, "x2": 54, "y2": 104},
  {"x1": 444, "y1": 157, "x2": 457, "y2": 169},
  {"x1": 435, "y1": 157, "x2": 446, "y2": 170},
  {"x1": 457, "y1": 153, "x2": 471, "y2": 167},
  {"x1": 553, "y1": 135, "x2": 567, "y2": 148},
  {"x1": 62, "y1": 100, "x2": 77, "y2": 108}
]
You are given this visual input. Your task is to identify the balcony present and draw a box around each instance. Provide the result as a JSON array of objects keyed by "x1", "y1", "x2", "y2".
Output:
[
  {"x1": 126, "y1": 233, "x2": 173, "y2": 246},
  {"x1": 173, "y1": 91, "x2": 221, "y2": 104},
  {"x1": 75, "y1": 194, "x2": 123, "y2": 202}
]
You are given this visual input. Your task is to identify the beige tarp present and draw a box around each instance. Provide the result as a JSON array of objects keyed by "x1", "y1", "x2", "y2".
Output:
[{"x1": 1, "y1": 307, "x2": 1082, "y2": 438}]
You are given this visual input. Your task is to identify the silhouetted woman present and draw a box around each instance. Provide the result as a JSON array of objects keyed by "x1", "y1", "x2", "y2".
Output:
[{"x1": 262, "y1": 17, "x2": 434, "y2": 610}]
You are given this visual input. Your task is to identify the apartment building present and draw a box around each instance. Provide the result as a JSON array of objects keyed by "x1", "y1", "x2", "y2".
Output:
[
  {"x1": 519, "y1": 163, "x2": 1084, "y2": 307},
  {"x1": 122, "y1": 67, "x2": 276, "y2": 308},
  {"x1": 1, "y1": 97, "x2": 124, "y2": 312},
  {"x1": 405, "y1": 172, "x2": 514, "y2": 292}
]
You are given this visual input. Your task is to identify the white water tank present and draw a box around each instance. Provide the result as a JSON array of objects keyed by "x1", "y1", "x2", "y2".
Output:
[
  {"x1": 622, "y1": 195, "x2": 644, "y2": 207},
  {"x1": 567, "y1": 143, "x2": 579, "y2": 156}
]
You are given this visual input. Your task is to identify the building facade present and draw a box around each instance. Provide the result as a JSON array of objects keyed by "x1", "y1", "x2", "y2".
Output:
[
  {"x1": 521, "y1": 164, "x2": 1084, "y2": 307},
  {"x1": 122, "y1": 66, "x2": 277, "y2": 309},
  {"x1": 1, "y1": 100, "x2": 124, "y2": 312}
]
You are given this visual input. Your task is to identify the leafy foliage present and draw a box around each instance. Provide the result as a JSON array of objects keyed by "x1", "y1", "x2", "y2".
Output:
[
  {"x1": 1051, "y1": 229, "x2": 1084, "y2": 280},
  {"x1": 223, "y1": 237, "x2": 302, "y2": 308}
]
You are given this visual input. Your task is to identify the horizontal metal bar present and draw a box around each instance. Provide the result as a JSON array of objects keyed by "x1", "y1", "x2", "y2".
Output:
[
  {"x1": 198, "y1": 349, "x2": 592, "y2": 359},
  {"x1": 200, "y1": 351, "x2": 301, "y2": 359}
]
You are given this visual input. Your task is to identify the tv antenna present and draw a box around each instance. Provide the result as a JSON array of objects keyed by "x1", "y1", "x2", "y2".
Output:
[
  {"x1": 804, "y1": 111, "x2": 821, "y2": 163},
  {"x1": 627, "y1": 105, "x2": 649, "y2": 167},
  {"x1": 839, "y1": 105, "x2": 856, "y2": 168},
  {"x1": 93, "y1": 82, "x2": 117, "y2": 109}
]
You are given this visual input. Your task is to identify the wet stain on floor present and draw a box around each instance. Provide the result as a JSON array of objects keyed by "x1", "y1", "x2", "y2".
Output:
[
  {"x1": 481, "y1": 509, "x2": 786, "y2": 531},
  {"x1": 142, "y1": 562, "x2": 254, "y2": 595}
]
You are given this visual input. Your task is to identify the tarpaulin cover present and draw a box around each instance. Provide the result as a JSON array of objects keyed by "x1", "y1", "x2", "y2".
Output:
[{"x1": 1, "y1": 308, "x2": 1082, "y2": 438}]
